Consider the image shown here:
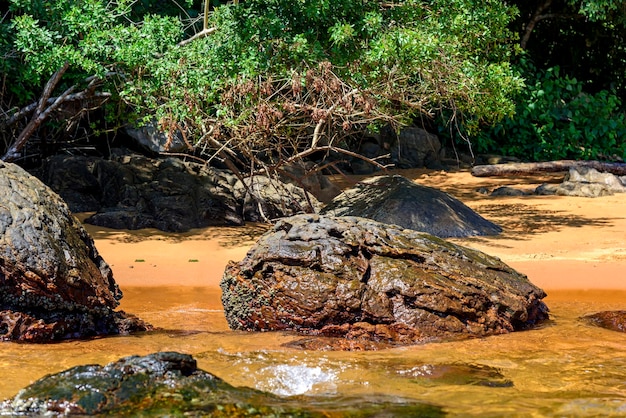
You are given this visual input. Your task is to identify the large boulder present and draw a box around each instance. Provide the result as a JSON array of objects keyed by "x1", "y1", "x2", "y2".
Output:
[
  {"x1": 0, "y1": 351, "x2": 444, "y2": 417},
  {"x1": 321, "y1": 175, "x2": 502, "y2": 238},
  {"x1": 39, "y1": 149, "x2": 319, "y2": 232},
  {"x1": 0, "y1": 161, "x2": 150, "y2": 342},
  {"x1": 221, "y1": 215, "x2": 548, "y2": 349}
]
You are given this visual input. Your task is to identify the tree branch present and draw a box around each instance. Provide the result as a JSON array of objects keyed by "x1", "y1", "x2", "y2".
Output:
[
  {"x1": 177, "y1": 27, "x2": 217, "y2": 47},
  {"x1": 521, "y1": 0, "x2": 553, "y2": 49},
  {"x1": 2, "y1": 63, "x2": 71, "y2": 162},
  {"x1": 311, "y1": 88, "x2": 359, "y2": 148}
]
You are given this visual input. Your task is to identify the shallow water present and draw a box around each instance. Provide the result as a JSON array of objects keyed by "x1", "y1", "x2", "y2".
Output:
[
  {"x1": 2, "y1": 287, "x2": 626, "y2": 417},
  {"x1": 3, "y1": 170, "x2": 626, "y2": 416}
]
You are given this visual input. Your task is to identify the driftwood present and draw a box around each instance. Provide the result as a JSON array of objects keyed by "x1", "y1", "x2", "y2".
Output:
[{"x1": 471, "y1": 160, "x2": 626, "y2": 177}]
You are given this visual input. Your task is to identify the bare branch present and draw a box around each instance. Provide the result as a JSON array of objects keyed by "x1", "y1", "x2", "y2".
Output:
[
  {"x1": 177, "y1": 27, "x2": 217, "y2": 47},
  {"x1": 4, "y1": 92, "x2": 111, "y2": 127},
  {"x1": 311, "y1": 88, "x2": 359, "y2": 148},
  {"x1": 2, "y1": 63, "x2": 71, "y2": 162}
]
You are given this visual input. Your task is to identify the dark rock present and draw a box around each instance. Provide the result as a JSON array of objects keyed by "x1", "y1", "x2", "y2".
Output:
[
  {"x1": 236, "y1": 175, "x2": 323, "y2": 223},
  {"x1": 279, "y1": 161, "x2": 341, "y2": 203},
  {"x1": 392, "y1": 362, "x2": 513, "y2": 387},
  {"x1": 352, "y1": 127, "x2": 442, "y2": 173},
  {"x1": 0, "y1": 352, "x2": 444, "y2": 417},
  {"x1": 536, "y1": 167, "x2": 626, "y2": 197},
  {"x1": 387, "y1": 126, "x2": 442, "y2": 169},
  {"x1": 39, "y1": 150, "x2": 318, "y2": 232},
  {"x1": 490, "y1": 186, "x2": 533, "y2": 197},
  {"x1": 0, "y1": 161, "x2": 150, "y2": 342},
  {"x1": 582, "y1": 311, "x2": 626, "y2": 332},
  {"x1": 320, "y1": 175, "x2": 502, "y2": 238},
  {"x1": 124, "y1": 120, "x2": 190, "y2": 154},
  {"x1": 221, "y1": 214, "x2": 548, "y2": 349}
]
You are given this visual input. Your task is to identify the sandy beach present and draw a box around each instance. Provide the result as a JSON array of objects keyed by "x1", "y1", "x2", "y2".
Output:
[{"x1": 87, "y1": 168, "x2": 626, "y2": 294}]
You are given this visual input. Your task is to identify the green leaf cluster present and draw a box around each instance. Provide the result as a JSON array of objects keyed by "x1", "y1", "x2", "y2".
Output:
[
  {"x1": 473, "y1": 63, "x2": 626, "y2": 161},
  {"x1": 1, "y1": 0, "x2": 525, "y2": 157}
]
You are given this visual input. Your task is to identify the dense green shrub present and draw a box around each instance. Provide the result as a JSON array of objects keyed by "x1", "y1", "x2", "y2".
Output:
[
  {"x1": 1, "y1": 0, "x2": 523, "y2": 165},
  {"x1": 473, "y1": 64, "x2": 626, "y2": 161}
]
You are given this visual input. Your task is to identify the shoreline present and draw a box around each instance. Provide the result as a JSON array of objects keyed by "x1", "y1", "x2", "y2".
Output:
[{"x1": 84, "y1": 169, "x2": 626, "y2": 294}]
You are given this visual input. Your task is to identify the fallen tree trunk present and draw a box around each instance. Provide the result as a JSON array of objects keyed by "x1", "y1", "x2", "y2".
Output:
[{"x1": 471, "y1": 160, "x2": 626, "y2": 177}]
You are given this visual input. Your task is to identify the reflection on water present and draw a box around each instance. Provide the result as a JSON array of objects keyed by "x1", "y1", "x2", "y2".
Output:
[{"x1": 2, "y1": 287, "x2": 626, "y2": 416}]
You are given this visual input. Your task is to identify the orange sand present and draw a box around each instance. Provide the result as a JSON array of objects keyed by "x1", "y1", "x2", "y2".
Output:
[{"x1": 85, "y1": 169, "x2": 626, "y2": 294}]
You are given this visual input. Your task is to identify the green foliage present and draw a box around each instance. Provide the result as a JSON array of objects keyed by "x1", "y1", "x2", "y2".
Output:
[
  {"x1": 571, "y1": 0, "x2": 626, "y2": 22},
  {"x1": 473, "y1": 64, "x2": 626, "y2": 161},
  {"x1": 2, "y1": 0, "x2": 524, "y2": 163}
]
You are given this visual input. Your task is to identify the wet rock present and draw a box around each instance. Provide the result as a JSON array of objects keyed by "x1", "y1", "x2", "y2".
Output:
[
  {"x1": 39, "y1": 149, "x2": 318, "y2": 232},
  {"x1": 490, "y1": 186, "x2": 533, "y2": 197},
  {"x1": 221, "y1": 214, "x2": 548, "y2": 349},
  {"x1": 393, "y1": 363, "x2": 513, "y2": 388},
  {"x1": 236, "y1": 175, "x2": 323, "y2": 223},
  {"x1": 536, "y1": 167, "x2": 626, "y2": 197},
  {"x1": 0, "y1": 161, "x2": 150, "y2": 342},
  {"x1": 581, "y1": 311, "x2": 626, "y2": 332},
  {"x1": 0, "y1": 352, "x2": 444, "y2": 417},
  {"x1": 321, "y1": 175, "x2": 502, "y2": 238}
]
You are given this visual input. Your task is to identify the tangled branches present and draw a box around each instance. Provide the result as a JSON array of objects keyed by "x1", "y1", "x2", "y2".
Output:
[{"x1": 195, "y1": 61, "x2": 400, "y2": 177}]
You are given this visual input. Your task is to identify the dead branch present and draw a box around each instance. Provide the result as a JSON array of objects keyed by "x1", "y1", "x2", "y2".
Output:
[
  {"x1": 1, "y1": 64, "x2": 116, "y2": 162},
  {"x1": 311, "y1": 88, "x2": 359, "y2": 148},
  {"x1": 4, "y1": 91, "x2": 111, "y2": 127},
  {"x1": 2, "y1": 63, "x2": 70, "y2": 162}
]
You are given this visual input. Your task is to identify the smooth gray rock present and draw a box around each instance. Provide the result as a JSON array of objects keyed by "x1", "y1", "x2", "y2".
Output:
[
  {"x1": 321, "y1": 175, "x2": 502, "y2": 238},
  {"x1": 536, "y1": 167, "x2": 626, "y2": 197}
]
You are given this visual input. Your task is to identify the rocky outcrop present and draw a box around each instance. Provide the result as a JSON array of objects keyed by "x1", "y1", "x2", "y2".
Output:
[
  {"x1": 221, "y1": 215, "x2": 548, "y2": 349},
  {"x1": 321, "y1": 175, "x2": 502, "y2": 238},
  {"x1": 39, "y1": 149, "x2": 320, "y2": 232},
  {"x1": 536, "y1": 167, "x2": 626, "y2": 197},
  {"x1": 0, "y1": 352, "x2": 444, "y2": 417},
  {"x1": 489, "y1": 166, "x2": 626, "y2": 198},
  {"x1": 0, "y1": 161, "x2": 150, "y2": 342}
]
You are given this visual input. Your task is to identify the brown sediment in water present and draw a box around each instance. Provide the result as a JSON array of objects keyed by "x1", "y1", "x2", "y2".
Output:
[{"x1": 1, "y1": 169, "x2": 626, "y2": 415}]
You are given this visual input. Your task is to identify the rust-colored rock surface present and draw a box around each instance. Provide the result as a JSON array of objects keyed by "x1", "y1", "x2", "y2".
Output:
[
  {"x1": 0, "y1": 161, "x2": 150, "y2": 342},
  {"x1": 221, "y1": 214, "x2": 548, "y2": 349},
  {"x1": 582, "y1": 311, "x2": 626, "y2": 332}
]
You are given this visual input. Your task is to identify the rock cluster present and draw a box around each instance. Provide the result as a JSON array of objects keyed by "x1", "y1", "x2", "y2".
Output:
[
  {"x1": 221, "y1": 214, "x2": 548, "y2": 349},
  {"x1": 38, "y1": 150, "x2": 322, "y2": 232}
]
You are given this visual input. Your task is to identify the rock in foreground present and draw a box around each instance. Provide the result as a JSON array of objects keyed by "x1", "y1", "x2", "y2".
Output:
[
  {"x1": 221, "y1": 215, "x2": 548, "y2": 348},
  {"x1": 321, "y1": 175, "x2": 502, "y2": 238},
  {"x1": 0, "y1": 161, "x2": 150, "y2": 342},
  {"x1": 0, "y1": 352, "x2": 443, "y2": 417}
]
